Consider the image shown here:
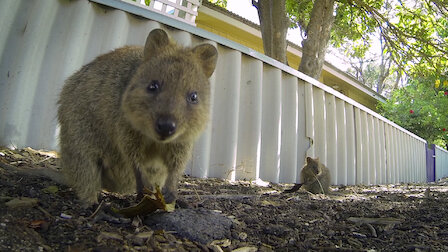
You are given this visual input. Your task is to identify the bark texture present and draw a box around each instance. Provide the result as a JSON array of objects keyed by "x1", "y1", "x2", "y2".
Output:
[
  {"x1": 298, "y1": 0, "x2": 335, "y2": 80},
  {"x1": 253, "y1": 0, "x2": 289, "y2": 64}
]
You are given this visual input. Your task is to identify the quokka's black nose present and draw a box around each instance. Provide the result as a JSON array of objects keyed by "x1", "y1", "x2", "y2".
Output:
[{"x1": 155, "y1": 116, "x2": 176, "y2": 138}]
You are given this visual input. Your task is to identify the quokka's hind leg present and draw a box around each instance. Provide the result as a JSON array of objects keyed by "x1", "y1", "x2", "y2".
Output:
[{"x1": 61, "y1": 147, "x2": 102, "y2": 206}]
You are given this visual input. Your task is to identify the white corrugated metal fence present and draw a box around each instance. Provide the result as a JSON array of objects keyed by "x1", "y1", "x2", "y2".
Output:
[
  {"x1": 0, "y1": 0, "x2": 429, "y2": 185},
  {"x1": 435, "y1": 146, "x2": 448, "y2": 181}
]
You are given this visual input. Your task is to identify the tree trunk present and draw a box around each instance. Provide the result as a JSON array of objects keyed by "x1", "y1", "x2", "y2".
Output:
[
  {"x1": 377, "y1": 36, "x2": 391, "y2": 94},
  {"x1": 392, "y1": 70, "x2": 402, "y2": 90},
  {"x1": 298, "y1": 0, "x2": 335, "y2": 80},
  {"x1": 252, "y1": 0, "x2": 289, "y2": 64}
]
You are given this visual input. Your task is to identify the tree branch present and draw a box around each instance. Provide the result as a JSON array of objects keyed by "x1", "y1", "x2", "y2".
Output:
[
  {"x1": 252, "y1": 0, "x2": 258, "y2": 9},
  {"x1": 347, "y1": 0, "x2": 448, "y2": 76}
]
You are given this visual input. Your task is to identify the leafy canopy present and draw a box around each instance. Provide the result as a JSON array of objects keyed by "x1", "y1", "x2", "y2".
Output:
[
  {"x1": 208, "y1": 0, "x2": 227, "y2": 8},
  {"x1": 377, "y1": 2, "x2": 448, "y2": 147},
  {"x1": 286, "y1": 0, "x2": 448, "y2": 76},
  {"x1": 379, "y1": 76, "x2": 448, "y2": 146},
  {"x1": 131, "y1": 0, "x2": 151, "y2": 6}
]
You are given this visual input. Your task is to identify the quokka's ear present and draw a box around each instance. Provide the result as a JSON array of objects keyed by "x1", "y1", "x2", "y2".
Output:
[
  {"x1": 192, "y1": 44, "x2": 218, "y2": 78},
  {"x1": 144, "y1": 29, "x2": 171, "y2": 61},
  {"x1": 306, "y1": 157, "x2": 313, "y2": 163}
]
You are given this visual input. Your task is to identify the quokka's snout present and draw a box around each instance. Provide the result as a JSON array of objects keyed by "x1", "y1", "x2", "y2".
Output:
[{"x1": 155, "y1": 115, "x2": 177, "y2": 139}]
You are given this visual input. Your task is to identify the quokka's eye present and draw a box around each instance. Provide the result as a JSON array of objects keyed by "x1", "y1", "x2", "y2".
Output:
[
  {"x1": 147, "y1": 80, "x2": 161, "y2": 93},
  {"x1": 187, "y1": 91, "x2": 198, "y2": 104}
]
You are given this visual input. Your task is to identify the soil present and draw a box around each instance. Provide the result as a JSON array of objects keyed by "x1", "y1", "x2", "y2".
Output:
[{"x1": 1, "y1": 147, "x2": 448, "y2": 252}]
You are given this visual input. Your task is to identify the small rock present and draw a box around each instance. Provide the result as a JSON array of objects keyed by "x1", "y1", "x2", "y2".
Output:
[
  {"x1": 352, "y1": 232, "x2": 367, "y2": 238},
  {"x1": 144, "y1": 208, "x2": 233, "y2": 244},
  {"x1": 60, "y1": 213, "x2": 72, "y2": 219},
  {"x1": 238, "y1": 232, "x2": 248, "y2": 241}
]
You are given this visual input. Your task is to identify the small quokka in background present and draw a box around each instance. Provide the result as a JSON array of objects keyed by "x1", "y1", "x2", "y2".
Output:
[
  {"x1": 284, "y1": 157, "x2": 331, "y2": 194},
  {"x1": 301, "y1": 157, "x2": 331, "y2": 194},
  {"x1": 57, "y1": 29, "x2": 218, "y2": 206}
]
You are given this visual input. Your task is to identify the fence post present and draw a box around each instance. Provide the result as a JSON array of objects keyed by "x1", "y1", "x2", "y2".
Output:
[{"x1": 426, "y1": 144, "x2": 435, "y2": 182}]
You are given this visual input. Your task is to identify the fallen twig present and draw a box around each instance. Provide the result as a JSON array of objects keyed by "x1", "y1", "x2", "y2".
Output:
[
  {"x1": 88, "y1": 200, "x2": 105, "y2": 219},
  {"x1": 36, "y1": 205, "x2": 54, "y2": 219}
]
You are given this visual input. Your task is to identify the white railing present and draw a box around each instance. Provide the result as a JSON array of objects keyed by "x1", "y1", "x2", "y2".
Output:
[
  {"x1": 131, "y1": 0, "x2": 201, "y2": 26},
  {"x1": 0, "y1": 0, "x2": 428, "y2": 185}
]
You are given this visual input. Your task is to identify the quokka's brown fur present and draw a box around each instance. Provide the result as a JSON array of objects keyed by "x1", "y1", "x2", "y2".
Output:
[
  {"x1": 57, "y1": 29, "x2": 218, "y2": 205},
  {"x1": 300, "y1": 157, "x2": 331, "y2": 194}
]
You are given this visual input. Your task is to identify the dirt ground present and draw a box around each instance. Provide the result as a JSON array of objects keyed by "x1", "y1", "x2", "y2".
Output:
[{"x1": 1, "y1": 147, "x2": 448, "y2": 252}]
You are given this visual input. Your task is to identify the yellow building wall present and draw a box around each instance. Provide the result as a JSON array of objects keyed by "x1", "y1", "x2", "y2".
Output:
[
  {"x1": 196, "y1": 8, "x2": 380, "y2": 111},
  {"x1": 196, "y1": 12, "x2": 301, "y2": 70}
]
